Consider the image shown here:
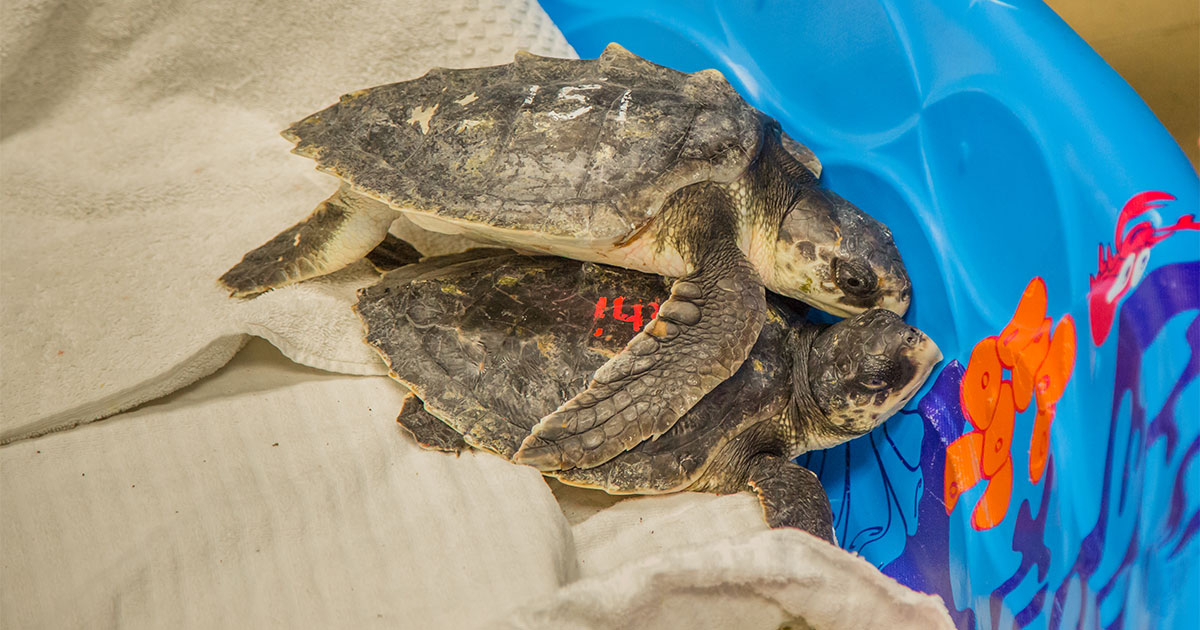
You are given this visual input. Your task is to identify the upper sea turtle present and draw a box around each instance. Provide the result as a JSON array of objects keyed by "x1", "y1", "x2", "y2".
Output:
[
  {"x1": 221, "y1": 44, "x2": 912, "y2": 471},
  {"x1": 354, "y1": 251, "x2": 940, "y2": 540}
]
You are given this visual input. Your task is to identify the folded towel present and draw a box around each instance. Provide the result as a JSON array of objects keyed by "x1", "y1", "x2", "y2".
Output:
[
  {"x1": 501, "y1": 529, "x2": 954, "y2": 630},
  {"x1": 0, "y1": 0, "x2": 573, "y2": 443}
]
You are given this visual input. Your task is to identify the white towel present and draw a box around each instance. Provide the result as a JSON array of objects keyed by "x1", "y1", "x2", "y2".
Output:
[
  {"x1": 0, "y1": 340, "x2": 575, "y2": 629},
  {"x1": 502, "y1": 529, "x2": 955, "y2": 630},
  {"x1": 0, "y1": 0, "x2": 954, "y2": 627},
  {"x1": 0, "y1": 0, "x2": 571, "y2": 443}
]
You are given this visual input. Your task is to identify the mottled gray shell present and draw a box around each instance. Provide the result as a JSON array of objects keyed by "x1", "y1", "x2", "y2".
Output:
[
  {"x1": 355, "y1": 253, "x2": 800, "y2": 493},
  {"x1": 285, "y1": 44, "x2": 767, "y2": 244}
]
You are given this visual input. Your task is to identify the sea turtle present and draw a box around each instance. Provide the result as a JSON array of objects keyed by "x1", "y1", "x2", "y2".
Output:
[
  {"x1": 221, "y1": 44, "x2": 912, "y2": 471},
  {"x1": 354, "y1": 252, "x2": 941, "y2": 540}
]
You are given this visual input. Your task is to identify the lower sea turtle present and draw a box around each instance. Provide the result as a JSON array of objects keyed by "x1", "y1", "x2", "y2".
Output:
[
  {"x1": 354, "y1": 251, "x2": 941, "y2": 540},
  {"x1": 220, "y1": 44, "x2": 912, "y2": 472}
]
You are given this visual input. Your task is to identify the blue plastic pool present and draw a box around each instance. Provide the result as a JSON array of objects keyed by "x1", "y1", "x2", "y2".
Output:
[{"x1": 539, "y1": 1, "x2": 1200, "y2": 627}]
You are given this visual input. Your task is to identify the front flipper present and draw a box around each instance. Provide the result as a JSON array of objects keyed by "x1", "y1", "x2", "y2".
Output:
[
  {"x1": 396, "y1": 392, "x2": 469, "y2": 454},
  {"x1": 747, "y1": 455, "x2": 835, "y2": 543},
  {"x1": 514, "y1": 242, "x2": 766, "y2": 471}
]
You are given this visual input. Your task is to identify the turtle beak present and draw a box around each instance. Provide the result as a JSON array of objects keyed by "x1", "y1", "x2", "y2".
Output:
[
  {"x1": 875, "y1": 272, "x2": 912, "y2": 317},
  {"x1": 900, "y1": 332, "x2": 942, "y2": 405},
  {"x1": 925, "y1": 336, "x2": 943, "y2": 364}
]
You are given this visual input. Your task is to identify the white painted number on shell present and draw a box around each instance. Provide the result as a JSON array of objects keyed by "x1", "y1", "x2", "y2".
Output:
[
  {"x1": 549, "y1": 84, "x2": 602, "y2": 121},
  {"x1": 616, "y1": 90, "x2": 632, "y2": 122},
  {"x1": 558, "y1": 84, "x2": 602, "y2": 103},
  {"x1": 522, "y1": 85, "x2": 540, "y2": 105}
]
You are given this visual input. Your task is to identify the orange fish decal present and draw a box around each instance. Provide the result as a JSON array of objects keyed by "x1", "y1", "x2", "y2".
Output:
[{"x1": 944, "y1": 278, "x2": 1077, "y2": 530}]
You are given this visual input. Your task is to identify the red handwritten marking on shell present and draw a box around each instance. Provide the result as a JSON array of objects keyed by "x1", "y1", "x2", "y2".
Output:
[
  {"x1": 1088, "y1": 191, "x2": 1198, "y2": 345},
  {"x1": 944, "y1": 278, "x2": 1077, "y2": 530},
  {"x1": 591, "y1": 297, "x2": 660, "y2": 337}
]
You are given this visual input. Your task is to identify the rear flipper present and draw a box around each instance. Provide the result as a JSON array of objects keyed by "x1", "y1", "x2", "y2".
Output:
[
  {"x1": 747, "y1": 455, "x2": 836, "y2": 544},
  {"x1": 396, "y1": 392, "x2": 469, "y2": 454},
  {"x1": 219, "y1": 185, "x2": 396, "y2": 297}
]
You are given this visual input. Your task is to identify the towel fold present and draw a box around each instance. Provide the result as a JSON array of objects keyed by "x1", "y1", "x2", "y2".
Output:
[
  {"x1": 0, "y1": 0, "x2": 573, "y2": 443},
  {"x1": 500, "y1": 528, "x2": 954, "y2": 630}
]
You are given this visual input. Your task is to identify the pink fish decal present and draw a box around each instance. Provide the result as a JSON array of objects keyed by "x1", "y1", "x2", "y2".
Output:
[{"x1": 1088, "y1": 191, "x2": 1198, "y2": 345}]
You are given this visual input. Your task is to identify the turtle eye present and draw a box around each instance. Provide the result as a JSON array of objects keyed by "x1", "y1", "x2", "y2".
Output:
[
  {"x1": 861, "y1": 376, "x2": 889, "y2": 391},
  {"x1": 835, "y1": 258, "x2": 878, "y2": 297},
  {"x1": 858, "y1": 355, "x2": 898, "y2": 391}
]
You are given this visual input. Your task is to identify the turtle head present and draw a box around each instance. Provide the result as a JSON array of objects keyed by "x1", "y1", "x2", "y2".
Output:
[
  {"x1": 802, "y1": 309, "x2": 940, "y2": 447},
  {"x1": 772, "y1": 189, "x2": 911, "y2": 317}
]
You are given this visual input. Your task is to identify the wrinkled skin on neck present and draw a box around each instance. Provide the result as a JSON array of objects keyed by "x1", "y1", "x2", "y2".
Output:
[
  {"x1": 789, "y1": 309, "x2": 940, "y2": 453},
  {"x1": 753, "y1": 131, "x2": 911, "y2": 317}
]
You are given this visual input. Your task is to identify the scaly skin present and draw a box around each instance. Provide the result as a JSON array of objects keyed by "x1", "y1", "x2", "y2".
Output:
[{"x1": 747, "y1": 455, "x2": 836, "y2": 542}]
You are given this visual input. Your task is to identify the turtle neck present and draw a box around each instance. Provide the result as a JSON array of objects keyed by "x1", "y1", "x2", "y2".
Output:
[{"x1": 784, "y1": 324, "x2": 864, "y2": 456}]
